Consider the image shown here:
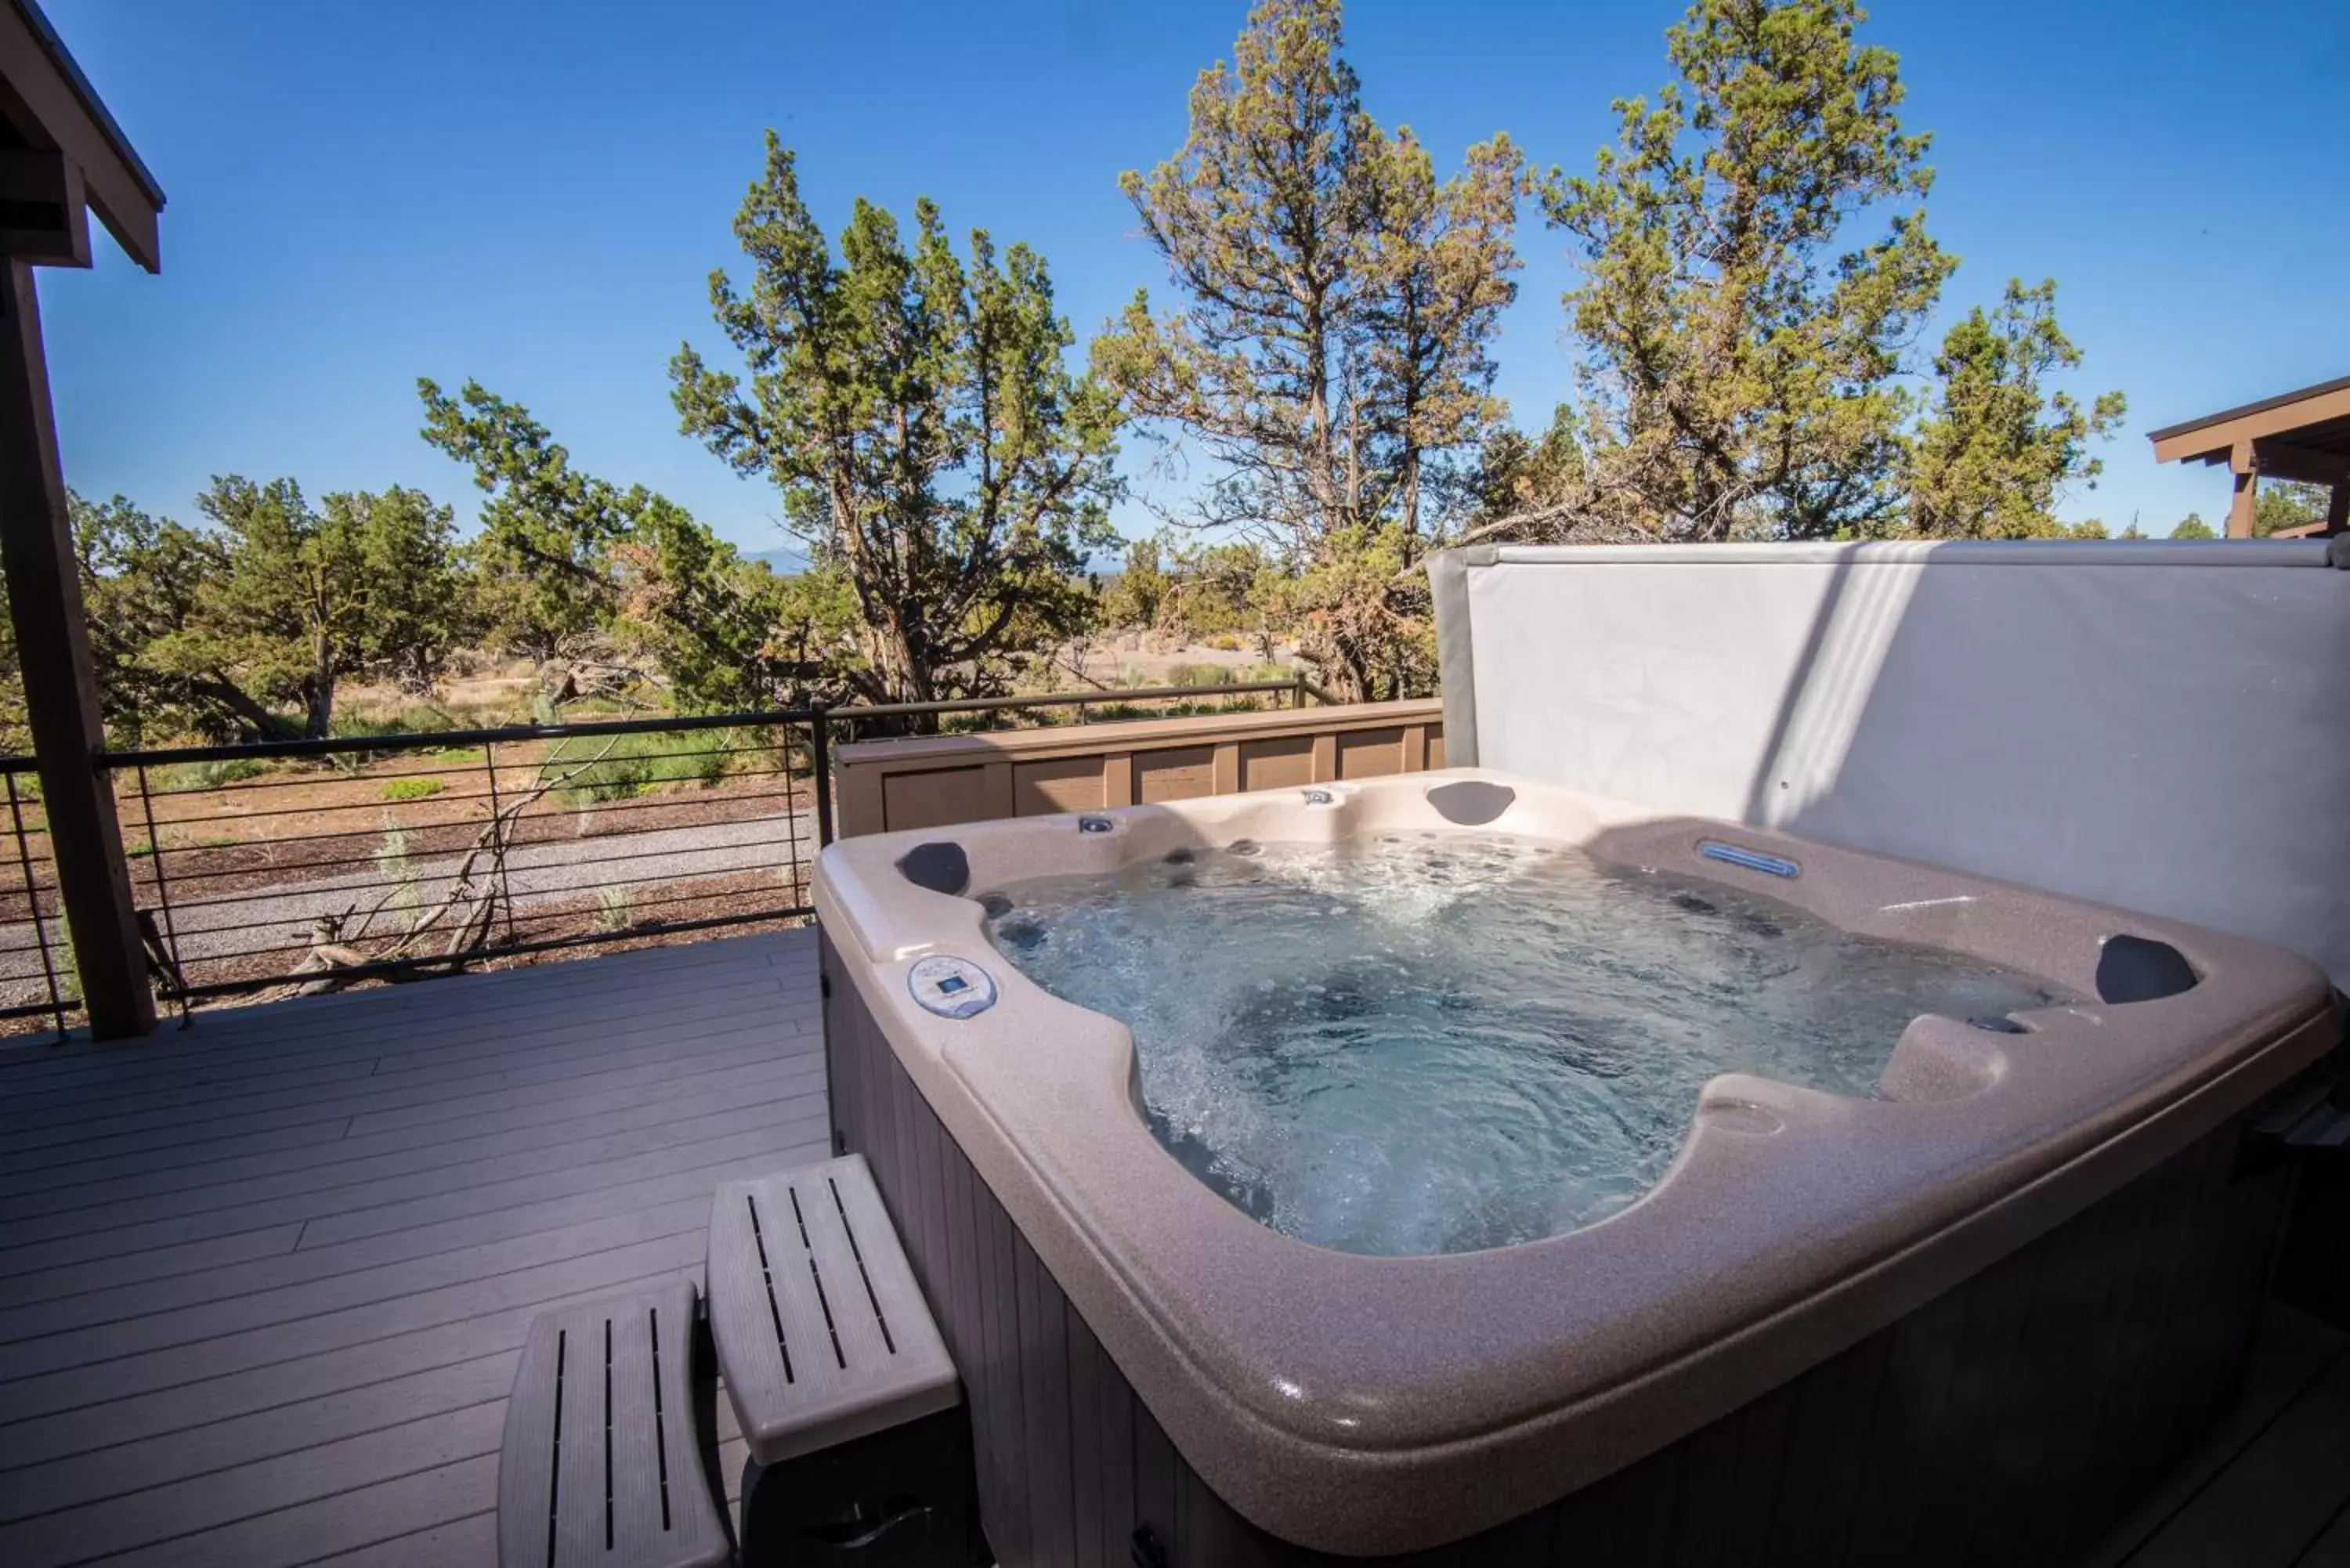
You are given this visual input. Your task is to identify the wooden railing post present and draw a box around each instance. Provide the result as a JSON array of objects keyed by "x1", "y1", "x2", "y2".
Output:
[{"x1": 0, "y1": 260, "x2": 152, "y2": 1036}]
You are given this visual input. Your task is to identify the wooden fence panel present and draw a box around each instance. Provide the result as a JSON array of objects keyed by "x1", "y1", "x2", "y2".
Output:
[{"x1": 834, "y1": 700, "x2": 1445, "y2": 838}]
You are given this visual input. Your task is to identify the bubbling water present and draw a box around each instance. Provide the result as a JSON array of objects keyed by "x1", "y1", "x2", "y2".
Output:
[{"x1": 982, "y1": 832, "x2": 2064, "y2": 1257}]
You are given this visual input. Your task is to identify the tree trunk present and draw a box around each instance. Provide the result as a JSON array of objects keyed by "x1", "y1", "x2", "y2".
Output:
[
  {"x1": 303, "y1": 676, "x2": 335, "y2": 741},
  {"x1": 1318, "y1": 630, "x2": 1372, "y2": 705},
  {"x1": 187, "y1": 674, "x2": 296, "y2": 743},
  {"x1": 1401, "y1": 444, "x2": 1422, "y2": 562}
]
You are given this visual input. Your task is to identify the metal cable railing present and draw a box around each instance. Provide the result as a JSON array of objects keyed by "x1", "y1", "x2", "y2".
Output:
[
  {"x1": 0, "y1": 674, "x2": 1325, "y2": 1029},
  {"x1": 0, "y1": 757, "x2": 75, "y2": 1037},
  {"x1": 101, "y1": 711, "x2": 829, "y2": 1010}
]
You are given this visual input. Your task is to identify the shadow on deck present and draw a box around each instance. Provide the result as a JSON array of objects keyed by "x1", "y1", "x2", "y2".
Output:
[{"x1": 0, "y1": 927, "x2": 2341, "y2": 1566}]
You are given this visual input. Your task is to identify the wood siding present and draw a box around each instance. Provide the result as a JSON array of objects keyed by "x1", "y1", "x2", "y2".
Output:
[
  {"x1": 822, "y1": 932, "x2": 2297, "y2": 1567},
  {"x1": 834, "y1": 700, "x2": 1444, "y2": 837}
]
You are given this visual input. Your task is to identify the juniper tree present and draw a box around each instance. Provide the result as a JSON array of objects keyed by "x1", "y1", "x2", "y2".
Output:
[
  {"x1": 65, "y1": 493, "x2": 248, "y2": 742},
  {"x1": 1904, "y1": 278, "x2": 2126, "y2": 538},
  {"x1": 1100, "y1": 537, "x2": 1172, "y2": 632},
  {"x1": 420, "y1": 378, "x2": 847, "y2": 711},
  {"x1": 158, "y1": 479, "x2": 464, "y2": 739},
  {"x1": 0, "y1": 494, "x2": 251, "y2": 746},
  {"x1": 352, "y1": 488, "x2": 475, "y2": 692},
  {"x1": 670, "y1": 136, "x2": 1119, "y2": 707},
  {"x1": 419, "y1": 381, "x2": 624, "y2": 664},
  {"x1": 1542, "y1": 0, "x2": 1952, "y2": 540}
]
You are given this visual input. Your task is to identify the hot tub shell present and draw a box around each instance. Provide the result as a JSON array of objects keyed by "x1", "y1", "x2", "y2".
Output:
[{"x1": 812, "y1": 771, "x2": 2337, "y2": 1563}]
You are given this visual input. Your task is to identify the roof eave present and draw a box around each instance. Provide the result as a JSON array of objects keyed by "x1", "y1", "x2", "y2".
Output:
[{"x1": 0, "y1": 0, "x2": 162, "y2": 272}]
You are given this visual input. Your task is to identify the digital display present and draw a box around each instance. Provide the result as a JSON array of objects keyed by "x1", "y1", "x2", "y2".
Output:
[{"x1": 936, "y1": 974, "x2": 968, "y2": 994}]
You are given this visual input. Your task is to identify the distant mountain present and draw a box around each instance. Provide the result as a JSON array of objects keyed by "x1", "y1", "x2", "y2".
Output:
[{"x1": 744, "y1": 544, "x2": 810, "y2": 576}]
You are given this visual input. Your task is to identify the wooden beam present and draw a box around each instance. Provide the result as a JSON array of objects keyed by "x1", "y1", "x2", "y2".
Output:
[
  {"x1": 0, "y1": 259, "x2": 152, "y2": 1035},
  {"x1": 2228, "y1": 449, "x2": 2259, "y2": 539},
  {"x1": 2251, "y1": 439, "x2": 2350, "y2": 487},
  {"x1": 2152, "y1": 382, "x2": 2350, "y2": 466}
]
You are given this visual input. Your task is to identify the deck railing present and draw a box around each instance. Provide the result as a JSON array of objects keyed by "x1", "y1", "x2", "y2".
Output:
[
  {"x1": 97, "y1": 709, "x2": 833, "y2": 1017},
  {"x1": 0, "y1": 757, "x2": 74, "y2": 1035},
  {"x1": 0, "y1": 676, "x2": 1332, "y2": 1035}
]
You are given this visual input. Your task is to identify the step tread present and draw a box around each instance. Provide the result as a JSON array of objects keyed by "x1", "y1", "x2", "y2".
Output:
[
  {"x1": 707, "y1": 1154, "x2": 959, "y2": 1465},
  {"x1": 495, "y1": 1277, "x2": 728, "y2": 1568}
]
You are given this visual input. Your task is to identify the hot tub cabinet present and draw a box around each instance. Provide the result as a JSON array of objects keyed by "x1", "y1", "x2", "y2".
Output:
[{"x1": 812, "y1": 772, "x2": 2337, "y2": 1566}]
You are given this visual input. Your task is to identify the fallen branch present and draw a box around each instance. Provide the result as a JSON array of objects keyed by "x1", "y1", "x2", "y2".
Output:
[{"x1": 263, "y1": 732, "x2": 628, "y2": 997}]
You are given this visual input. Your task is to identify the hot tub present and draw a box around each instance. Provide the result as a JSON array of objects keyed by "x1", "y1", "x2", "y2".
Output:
[{"x1": 812, "y1": 770, "x2": 2337, "y2": 1565}]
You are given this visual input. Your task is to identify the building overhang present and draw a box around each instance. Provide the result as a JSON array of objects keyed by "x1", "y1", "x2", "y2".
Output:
[
  {"x1": 2149, "y1": 374, "x2": 2350, "y2": 482},
  {"x1": 0, "y1": 0, "x2": 163, "y2": 272}
]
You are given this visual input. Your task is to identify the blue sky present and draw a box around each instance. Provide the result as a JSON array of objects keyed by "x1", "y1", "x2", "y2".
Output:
[{"x1": 36, "y1": 0, "x2": 2350, "y2": 551}]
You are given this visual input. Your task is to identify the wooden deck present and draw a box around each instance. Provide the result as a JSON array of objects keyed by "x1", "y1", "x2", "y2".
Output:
[
  {"x1": 2084, "y1": 1302, "x2": 2350, "y2": 1567},
  {"x1": 0, "y1": 930, "x2": 826, "y2": 1566},
  {"x1": 0, "y1": 924, "x2": 2340, "y2": 1566}
]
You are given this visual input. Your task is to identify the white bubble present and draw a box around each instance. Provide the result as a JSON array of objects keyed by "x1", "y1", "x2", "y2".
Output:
[{"x1": 983, "y1": 834, "x2": 2062, "y2": 1257}]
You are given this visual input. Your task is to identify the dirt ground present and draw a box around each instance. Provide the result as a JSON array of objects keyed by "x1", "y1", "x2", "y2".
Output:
[{"x1": 1058, "y1": 633, "x2": 1303, "y2": 687}]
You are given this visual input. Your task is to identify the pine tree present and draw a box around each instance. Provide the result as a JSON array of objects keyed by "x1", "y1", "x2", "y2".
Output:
[
  {"x1": 2251, "y1": 479, "x2": 2331, "y2": 538},
  {"x1": 1093, "y1": 0, "x2": 1522, "y2": 700}
]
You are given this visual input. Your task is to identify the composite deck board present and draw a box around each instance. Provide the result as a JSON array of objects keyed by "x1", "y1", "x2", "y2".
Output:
[
  {"x1": 0, "y1": 1351, "x2": 519, "y2": 1520},
  {"x1": 0, "y1": 953, "x2": 808, "y2": 1107},
  {"x1": 0, "y1": 1133, "x2": 827, "y2": 1344},
  {"x1": 0, "y1": 921, "x2": 2340, "y2": 1566},
  {"x1": 305, "y1": 1511, "x2": 498, "y2": 1567},
  {"x1": 0, "y1": 1093, "x2": 823, "y2": 1278},
  {"x1": 2075, "y1": 1302, "x2": 2344, "y2": 1567},
  {"x1": 0, "y1": 1401, "x2": 510, "y2": 1563},
  {"x1": 2303, "y1": 1506, "x2": 2350, "y2": 1567},
  {"x1": 0, "y1": 931, "x2": 821, "y2": 1567},
  {"x1": 1, "y1": 1120, "x2": 827, "y2": 1324},
  {"x1": 0, "y1": 1031, "x2": 812, "y2": 1198},
  {"x1": 0, "y1": 999, "x2": 814, "y2": 1158},
  {"x1": 2120, "y1": 1338, "x2": 2350, "y2": 1568},
  {"x1": 0, "y1": 1068, "x2": 822, "y2": 1250},
  {"x1": 0, "y1": 1266, "x2": 696, "y2": 1469},
  {"x1": 0, "y1": 1025, "x2": 812, "y2": 1176},
  {"x1": 0, "y1": 933, "x2": 794, "y2": 1089},
  {"x1": 0, "y1": 985, "x2": 808, "y2": 1125},
  {"x1": 0, "y1": 980, "x2": 807, "y2": 1128},
  {"x1": 5, "y1": 1198, "x2": 714, "y2": 1422},
  {"x1": 0, "y1": 1050, "x2": 825, "y2": 1230},
  {"x1": 0, "y1": 954, "x2": 812, "y2": 1100},
  {"x1": 2, "y1": 1194, "x2": 725, "y2": 1377}
]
